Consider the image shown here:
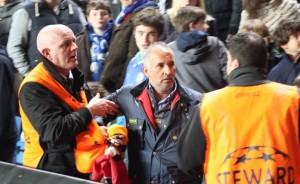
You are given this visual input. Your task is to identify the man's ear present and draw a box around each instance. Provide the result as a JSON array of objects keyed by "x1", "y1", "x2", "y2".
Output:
[
  {"x1": 232, "y1": 58, "x2": 240, "y2": 69},
  {"x1": 188, "y1": 22, "x2": 195, "y2": 32},
  {"x1": 42, "y1": 48, "x2": 52, "y2": 60},
  {"x1": 280, "y1": 43, "x2": 288, "y2": 52},
  {"x1": 143, "y1": 65, "x2": 149, "y2": 77}
]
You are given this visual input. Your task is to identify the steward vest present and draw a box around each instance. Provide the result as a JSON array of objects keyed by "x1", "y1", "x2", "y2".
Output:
[
  {"x1": 25, "y1": 0, "x2": 83, "y2": 68},
  {"x1": 19, "y1": 63, "x2": 106, "y2": 173},
  {"x1": 200, "y1": 82, "x2": 300, "y2": 184}
]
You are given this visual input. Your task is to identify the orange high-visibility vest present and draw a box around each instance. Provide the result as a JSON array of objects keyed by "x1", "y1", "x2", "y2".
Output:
[
  {"x1": 19, "y1": 63, "x2": 106, "y2": 173},
  {"x1": 200, "y1": 82, "x2": 300, "y2": 184}
]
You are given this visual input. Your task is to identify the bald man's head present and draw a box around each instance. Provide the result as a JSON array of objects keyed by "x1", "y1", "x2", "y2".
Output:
[
  {"x1": 37, "y1": 24, "x2": 74, "y2": 55},
  {"x1": 36, "y1": 24, "x2": 78, "y2": 76}
]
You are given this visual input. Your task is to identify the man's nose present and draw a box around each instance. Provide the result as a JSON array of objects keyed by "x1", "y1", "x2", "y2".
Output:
[
  {"x1": 163, "y1": 65, "x2": 172, "y2": 75},
  {"x1": 71, "y1": 42, "x2": 78, "y2": 50}
]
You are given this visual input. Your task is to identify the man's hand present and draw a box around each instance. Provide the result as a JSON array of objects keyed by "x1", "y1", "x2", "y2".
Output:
[{"x1": 87, "y1": 93, "x2": 119, "y2": 117}]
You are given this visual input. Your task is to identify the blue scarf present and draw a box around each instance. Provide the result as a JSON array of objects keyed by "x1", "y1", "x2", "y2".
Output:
[
  {"x1": 115, "y1": 0, "x2": 149, "y2": 26},
  {"x1": 88, "y1": 20, "x2": 113, "y2": 81},
  {"x1": 122, "y1": 51, "x2": 146, "y2": 87}
]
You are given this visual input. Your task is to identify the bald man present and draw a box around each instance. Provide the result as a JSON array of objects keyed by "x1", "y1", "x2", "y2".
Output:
[
  {"x1": 18, "y1": 24, "x2": 118, "y2": 178},
  {"x1": 107, "y1": 42, "x2": 202, "y2": 184}
]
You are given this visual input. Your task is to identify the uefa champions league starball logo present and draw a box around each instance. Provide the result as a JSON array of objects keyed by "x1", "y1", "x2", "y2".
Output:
[{"x1": 222, "y1": 146, "x2": 289, "y2": 165}]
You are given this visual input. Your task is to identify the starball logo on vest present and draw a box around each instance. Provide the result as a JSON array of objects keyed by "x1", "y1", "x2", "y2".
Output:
[{"x1": 216, "y1": 146, "x2": 295, "y2": 184}]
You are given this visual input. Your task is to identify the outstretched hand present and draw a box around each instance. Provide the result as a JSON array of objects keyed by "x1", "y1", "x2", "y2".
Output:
[{"x1": 87, "y1": 93, "x2": 119, "y2": 117}]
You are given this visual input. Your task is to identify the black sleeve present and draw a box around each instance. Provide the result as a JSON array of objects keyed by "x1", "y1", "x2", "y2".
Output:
[
  {"x1": 101, "y1": 21, "x2": 138, "y2": 92},
  {"x1": 19, "y1": 82, "x2": 92, "y2": 143},
  {"x1": 0, "y1": 58, "x2": 18, "y2": 148},
  {"x1": 177, "y1": 104, "x2": 206, "y2": 178},
  {"x1": 228, "y1": 0, "x2": 242, "y2": 34}
]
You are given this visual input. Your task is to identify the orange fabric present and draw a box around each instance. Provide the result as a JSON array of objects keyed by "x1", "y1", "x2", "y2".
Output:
[
  {"x1": 200, "y1": 82, "x2": 300, "y2": 184},
  {"x1": 19, "y1": 63, "x2": 106, "y2": 173}
]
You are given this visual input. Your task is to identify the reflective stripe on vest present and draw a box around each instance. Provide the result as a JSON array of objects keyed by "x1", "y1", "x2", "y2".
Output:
[
  {"x1": 200, "y1": 82, "x2": 300, "y2": 184},
  {"x1": 19, "y1": 63, "x2": 106, "y2": 173}
]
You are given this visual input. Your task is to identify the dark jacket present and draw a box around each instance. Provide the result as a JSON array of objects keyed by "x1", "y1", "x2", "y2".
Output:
[
  {"x1": 0, "y1": 0, "x2": 22, "y2": 46},
  {"x1": 0, "y1": 47, "x2": 18, "y2": 162},
  {"x1": 169, "y1": 31, "x2": 227, "y2": 93},
  {"x1": 25, "y1": 0, "x2": 84, "y2": 68},
  {"x1": 19, "y1": 58, "x2": 92, "y2": 178},
  {"x1": 205, "y1": 0, "x2": 242, "y2": 42},
  {"x1": 101, "y1": 1, "x2": 157, "y2": 92},
  {"x1": 107, "y1": 80, "x2": 202, "y2": 184},
  {"x1": 267, "y1": 54, "x2": 300, "y2": 85},
  {"x1": 76, "y1": 29, "x2": 92, "y2": 80}
]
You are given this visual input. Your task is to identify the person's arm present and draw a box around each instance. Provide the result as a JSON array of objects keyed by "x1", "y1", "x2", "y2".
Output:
[
  {"x1": 228, "y1": 0, "x2": 242, "y2": 35},
  {"x1": 177, "y1": 104, "x2": 206, "y2": 178},
  {"x1": 19, "y1": 82, "x2": 93, "y2": 143},
  {"x1": 76, "y1": 6, "x2": 87, "y2": 26},
  {"x1": 238, "y1": 10, "x2": 249, "y2": 32},
  {"x1": 7, "y1": 8, "x2": 30, "y2": 76},
  {"x1": 0, "y1": 56, "x2": 17, "y2": 146}
]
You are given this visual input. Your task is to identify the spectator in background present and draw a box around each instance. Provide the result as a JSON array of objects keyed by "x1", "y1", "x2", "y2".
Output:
[
  {"x1": 7, "y1": 0, "x2": 86, "y2": 77},
  {"x1": 203, "y1": 0, "x2": 242, "y2": 43},
  {"x1": 19, "y1": 24, "x2": 118, "y2": 178},
  {"x1": 113, "y1": 7, "x2": 164, "y2": 127},
  {"x1": 101, "y1": 0, "x2": 157, "y2": 93},
  {"x1": 161, "y1": 0, "x2": 200, "y2": 43},
  {"x1": 76, "y1": 0, "x2": 113, "y2": 96},
  {"x1": 169, "y1": 6, "x2": 227, "y2": 93},
  {"x1": 268, "y1": 19, "x2": 300, "y2": 85},
  {"x1": 0, "y1": 0, "x2": 22, "y2": 46},
  {"x1": 122, "y1": 7, "x2": 164, "y2": 87},
  {"x1": 239, "y1": 19, "x2": 282, "y2": 71},
  {"x1": 239, "y1": 0, "x2": 300, "y2": 35},
  {"x1": 0, "y1": 46, "x2": 18, "y2": 163},
  {"x1": 107, "y1": 42, "x2": 202, "y2": 183},
  {"x1": 177, "y1": 32, "x2": 300, "y2": 183}
]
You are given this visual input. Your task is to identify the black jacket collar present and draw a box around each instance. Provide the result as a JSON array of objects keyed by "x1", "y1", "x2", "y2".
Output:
[
  {"x1": 42, "y1": 57, "x2": 85, "y2": 92},
  {"x1": 228, "y1": 67, "x2": 269, "y2": 86}
]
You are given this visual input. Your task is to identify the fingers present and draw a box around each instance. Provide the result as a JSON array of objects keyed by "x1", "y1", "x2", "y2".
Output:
[
  {"x1": 94, "y1": 93, "x2": 100, "y2": 98},
  {"x1": 105, "y1": 100, "x2": 119, "y2": 109},
  {"x1": 104, "y1": 101, "x2": 119, "y2": 115},
  {"x1": 87, "y1": 97, "x2": 119, "y2": 117}
]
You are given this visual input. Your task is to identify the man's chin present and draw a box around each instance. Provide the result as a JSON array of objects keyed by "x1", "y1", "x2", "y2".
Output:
[{"x1": 68, "y1": 61, "x2": 78, "y2": 69}]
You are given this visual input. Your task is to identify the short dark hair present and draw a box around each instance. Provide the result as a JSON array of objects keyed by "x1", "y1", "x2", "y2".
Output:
[
  {"x1": 228, "y1": 32, "x2": 267, "y2": 68},
  {"x1": 86, "y1": 0, "x2": 111, "y2": 16},
  {"x1": 133, "y1": 7, "x2": 164, "y2": 36},
  {"x1": 272, "y1": 19, "x2": 300, "y2": 46},
  {"x1": 174, "y1": 6, "x2": 206, "y2": 33}
]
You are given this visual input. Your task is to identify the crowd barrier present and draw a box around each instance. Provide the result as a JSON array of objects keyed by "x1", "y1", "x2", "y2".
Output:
[{"x1": 0, "y1": 161, "x2": 99, "y2": 184}]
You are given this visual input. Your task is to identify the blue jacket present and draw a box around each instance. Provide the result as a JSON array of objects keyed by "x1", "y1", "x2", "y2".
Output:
[
  {"x1": 107, "y1": 80, "x2": 202, "y2": 184},
  {"x1": 267, "y1": 54, "x2": 300, "y2": 85}
]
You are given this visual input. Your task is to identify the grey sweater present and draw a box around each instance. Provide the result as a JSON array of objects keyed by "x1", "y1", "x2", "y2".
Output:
[{"x1": 169, "y1": 31, "x2": 228, "y2": 93}]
